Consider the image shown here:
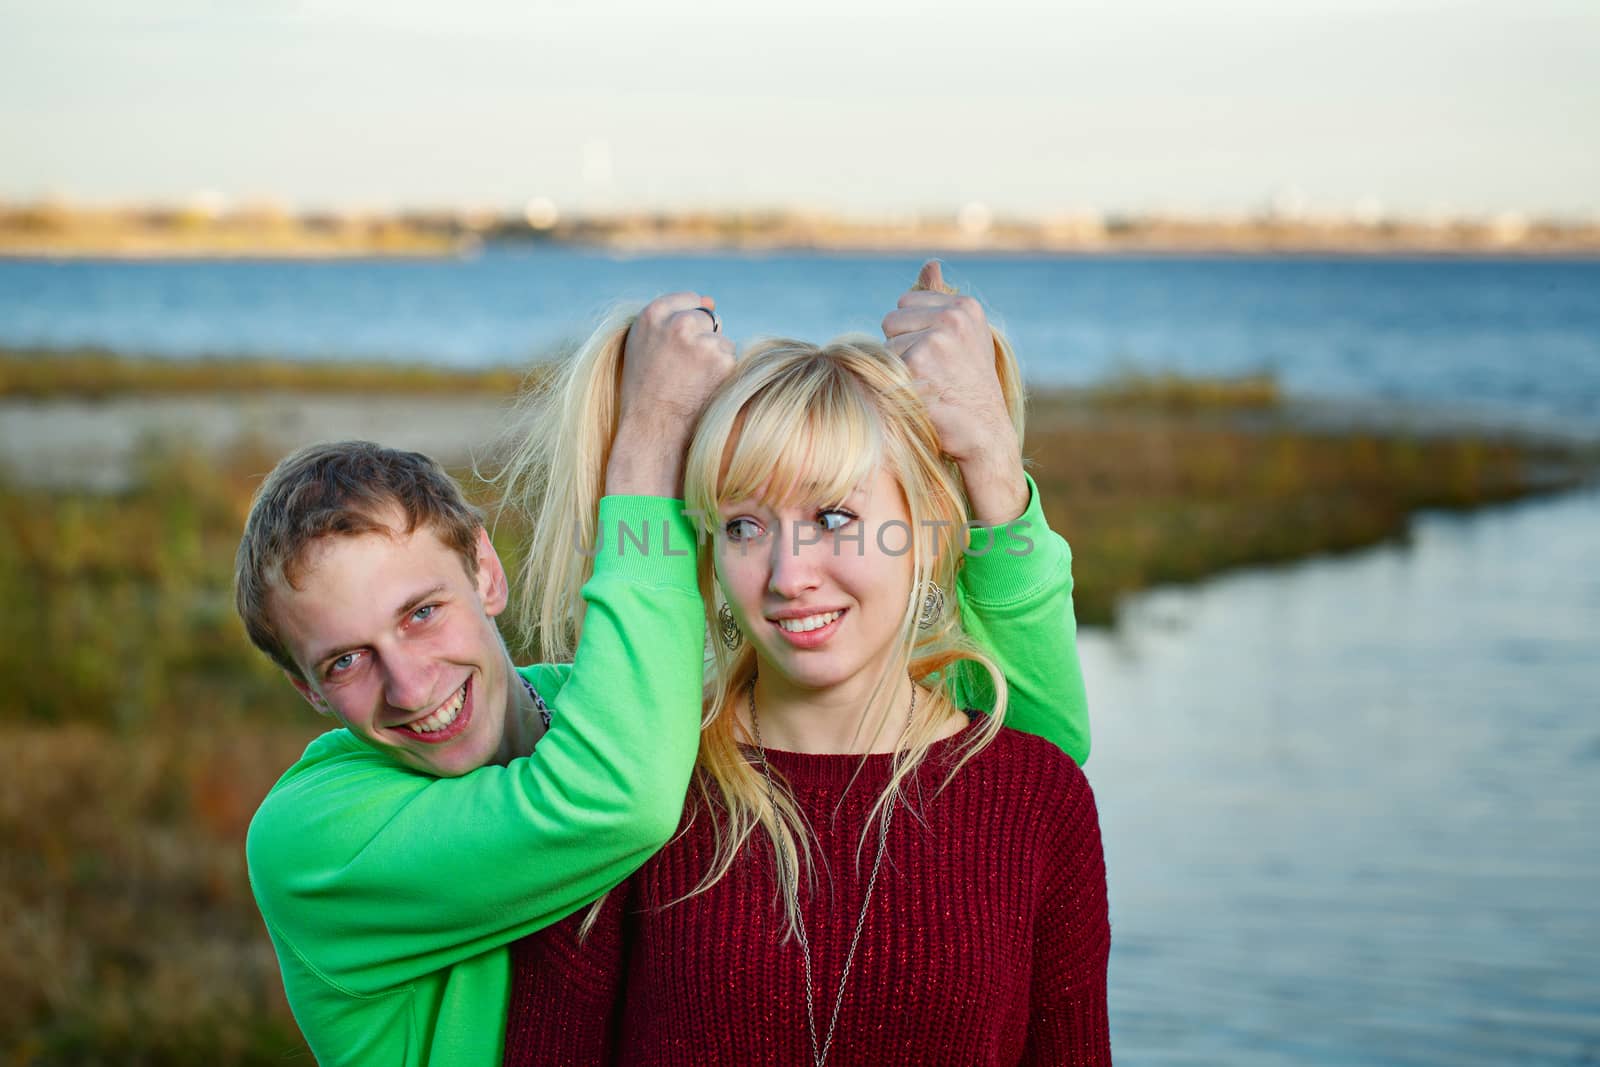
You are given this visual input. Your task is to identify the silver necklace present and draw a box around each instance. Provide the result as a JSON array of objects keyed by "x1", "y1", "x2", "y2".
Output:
[
  {"x1": 518, "y1": 673, "x2": 552, "y2": 729},
  {"x1": 747, "y1": 679, "x2": 916, "y2": 1067}
]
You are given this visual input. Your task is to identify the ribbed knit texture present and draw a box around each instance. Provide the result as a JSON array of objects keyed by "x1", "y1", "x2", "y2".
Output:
[{"x1": 505, "y1": 721, "x2": 1111, "y2": 1066}]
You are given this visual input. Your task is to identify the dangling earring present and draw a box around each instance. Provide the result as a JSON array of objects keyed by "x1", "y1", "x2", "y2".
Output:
[
  {"x1": 718, "y1": 602, "x2": 743, "y2": 650},
  {"x1": 916, "y1": 581, "x2": 945, "y2": 629}
]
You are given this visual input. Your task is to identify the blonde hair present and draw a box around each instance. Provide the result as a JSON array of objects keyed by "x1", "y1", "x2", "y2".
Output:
[
  {"x1": 495, "y1": 306, "x2": 635, "y2": 661},
  {"x1": 498, "y1": 277, "x2": 1028, "y2": 936}
]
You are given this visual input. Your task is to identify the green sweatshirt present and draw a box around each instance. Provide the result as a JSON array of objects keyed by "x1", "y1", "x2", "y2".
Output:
[
  {"x1": 951, "y1": 474, "x2": 1090, "y2": 763},
  {"x1": 247, "y1": 484, "x2": 1088, "y2": 1067}
]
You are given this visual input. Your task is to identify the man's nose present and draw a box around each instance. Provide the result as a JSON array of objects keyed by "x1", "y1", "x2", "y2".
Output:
[{"x1": 382, "y1": 654, "x2": 439, "y2": 712}]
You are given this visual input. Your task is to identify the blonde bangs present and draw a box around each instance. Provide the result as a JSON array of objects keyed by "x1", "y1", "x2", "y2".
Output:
[{"x1": 688, "y1": 340, "x2": 888, "y2": 521}]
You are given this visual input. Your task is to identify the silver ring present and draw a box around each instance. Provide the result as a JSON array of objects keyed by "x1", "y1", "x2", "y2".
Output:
[{"x1": 697, "y1": 306, "x2": 721, "y2": 333}]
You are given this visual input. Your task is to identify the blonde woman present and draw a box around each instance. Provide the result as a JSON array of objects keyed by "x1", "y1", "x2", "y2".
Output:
[{"x1": 500, "y1": 264, "x2": 1109, "y2": 1066}]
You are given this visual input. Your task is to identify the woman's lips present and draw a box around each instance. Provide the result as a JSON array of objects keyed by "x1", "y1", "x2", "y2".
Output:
[{"x1": 771, "y1": 609, "x2": 846, "y2": 649}]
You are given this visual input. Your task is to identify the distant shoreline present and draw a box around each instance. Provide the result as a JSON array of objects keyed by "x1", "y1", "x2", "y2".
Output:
[
  {"x1": 6, "y1": 239, "x2": 1599, "y2": 262},
  {"x1": 5, "y1": 202, "x2": 1599, "y2": 260}
]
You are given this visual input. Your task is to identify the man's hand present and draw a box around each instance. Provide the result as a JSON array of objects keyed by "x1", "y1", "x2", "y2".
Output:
[
  {"x1": 882, "y1": 261, "x2": 1029, "y2": 525},
  {"x1": 607, "y1": 292, "x2": 736, "y2": 497}
]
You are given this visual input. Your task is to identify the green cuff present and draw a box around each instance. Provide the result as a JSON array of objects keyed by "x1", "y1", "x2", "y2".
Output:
[
  {"x1": 591, "y1": 496, "x2": 701, "y2": 587},
  {"x1": 959, "y1": 475, "x2": 1070, "y2": 605}
]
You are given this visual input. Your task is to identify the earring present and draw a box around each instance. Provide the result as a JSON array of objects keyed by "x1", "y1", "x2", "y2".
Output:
[
  {"x1": 718, "y1": 602, "x2": 743, "y2": 650},
  {"x1": 916, "y1": 581, "x2": 945, "y2": 630}
]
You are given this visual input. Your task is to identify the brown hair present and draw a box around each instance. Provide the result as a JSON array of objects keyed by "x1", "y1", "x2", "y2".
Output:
[{"x1": 234, "y1": 440, "x2": 484, "y2": 678}]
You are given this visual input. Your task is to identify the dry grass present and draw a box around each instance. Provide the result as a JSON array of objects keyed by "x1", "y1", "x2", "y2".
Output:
[
  {"x1": 2, "y1": 722, "x2": 321, "y2": 1065},
  {"x1": 1082, "y1": 369, "x2": 1280, "y2": 412},
  {"x1": 1026, "y1": 405, "x2": 1586, "y2": 623},
  {"x1": 0, "y1": 348, "x2": 544, "y2": 400}
]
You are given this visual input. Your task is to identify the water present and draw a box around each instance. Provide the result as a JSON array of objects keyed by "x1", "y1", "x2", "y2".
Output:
[
  {"x1": 1, "y1": 250, "x2": 1598, "y2": 434},
  {"x1": 1081, "y1": 488, "x2": 1600, "y2": 1065}
]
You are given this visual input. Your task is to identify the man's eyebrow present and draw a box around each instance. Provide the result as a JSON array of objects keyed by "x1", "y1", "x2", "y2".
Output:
[
  {"x1": 309, "y1": 640, "x2": 358, "y2": 672},
  {"x1": 396, "y1": 584, "x2": 448, "y2": 620}
]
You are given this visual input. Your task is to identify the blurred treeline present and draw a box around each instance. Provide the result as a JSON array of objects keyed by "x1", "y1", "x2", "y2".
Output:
[{"x1": 1, "y1": 373, "x2": 1593, "y2": 1065}]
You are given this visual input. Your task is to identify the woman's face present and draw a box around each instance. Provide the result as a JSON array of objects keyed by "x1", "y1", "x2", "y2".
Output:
[{"x1": 715, "y1": 462, "x2": 917, "y2": 705}]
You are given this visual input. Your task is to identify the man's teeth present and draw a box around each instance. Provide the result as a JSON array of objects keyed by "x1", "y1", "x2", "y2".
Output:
[
  {"x1": 777, "y1": 610, "x2": 843, "y2": 633},
  {"x1": 404, "y1": 683, "x2": 466, "y2": 734}
]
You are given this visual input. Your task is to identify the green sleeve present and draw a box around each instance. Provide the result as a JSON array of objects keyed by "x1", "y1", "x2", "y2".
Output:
[
  {"x1": 946, "y1": 474, "x2": 1091, "y2": 764},
  {"x1": 246, "y1": 496, "x2": 705, "y2": 996}
]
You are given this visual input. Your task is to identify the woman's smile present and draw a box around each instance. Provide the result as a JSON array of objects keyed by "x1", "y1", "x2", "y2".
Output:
[{"x1": 770, "y1": 607, "x2": 847, "y2": 647}]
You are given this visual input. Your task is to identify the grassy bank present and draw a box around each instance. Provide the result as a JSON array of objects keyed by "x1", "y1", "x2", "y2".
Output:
[
  {"x1": 1027, "y1": 386, "x2": 1591, "y2": 623},
  {"x1": 2, "y1": 722, "x2": 320, "y2": 1066},
  {"x1": 0, "y1": 348, "x2": 539, "y2": 399},
  {"x1": 2, "y1": 370, "x2": 1594, "y2": 1063}
]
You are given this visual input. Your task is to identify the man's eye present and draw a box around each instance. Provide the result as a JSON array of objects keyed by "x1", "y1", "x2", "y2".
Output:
[
  {"x1": 817, "y1": 509, "x2": 857, "y2": 533},
  {"x1": 328, "y1": 652, "x2": 360, "y2": 676},
  {"x1": 412, "y1": 604, "x2": 436, "y2": 623},
  {"x1": 724, "y1": 518, "x2": 764, "y2": 542}
]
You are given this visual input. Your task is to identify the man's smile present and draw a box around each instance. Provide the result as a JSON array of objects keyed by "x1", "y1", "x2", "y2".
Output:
[{"x1": 394, "y1": 678, "x2": 471, "y2": 741}]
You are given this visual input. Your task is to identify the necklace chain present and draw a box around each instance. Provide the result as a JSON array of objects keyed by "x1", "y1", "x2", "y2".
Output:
[
  {"x1": 747, "y1": 678, "x2": 915, "y2": 1067},
  {"x1": 518, "y1": 673, "x2": 551, "y2": 729}
]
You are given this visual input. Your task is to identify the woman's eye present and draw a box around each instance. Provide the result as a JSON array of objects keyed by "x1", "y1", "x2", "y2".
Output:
[
  {"x1": 724, "y1": 518, "x2": 764, "y2": 542},
  {"x1": 817, "y1": 509, "x2": 857, "y2": 533},
  {"x1": 328, "y1": 651, "x2": 360, "y2": 676}
]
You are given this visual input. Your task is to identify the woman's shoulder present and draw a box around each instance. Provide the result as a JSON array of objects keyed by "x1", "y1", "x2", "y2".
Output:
[
  {"x1": 927, "y1": 721, "x2": 1103, "y2": 882},
  {"x1": 942, "y1": 717, "x2": 1096, "y2": 808},
  {"x1": 982, "y1": 725, "x2": 1104, "y2": 868},
  {"x1": 978, "y1": 717, "x2": 1089, "y2": 772}
]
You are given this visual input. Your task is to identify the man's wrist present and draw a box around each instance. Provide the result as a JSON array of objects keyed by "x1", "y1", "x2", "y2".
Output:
[
  {"x1": 959, "y1": 449, "x2": 1029, "y2": 526},
  {"x1": 606, "y1": 424, "x2": 689, "y2": 497}
]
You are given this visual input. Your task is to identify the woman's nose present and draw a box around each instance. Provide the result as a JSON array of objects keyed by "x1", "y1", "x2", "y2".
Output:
[{"x1": 766, "y1": 521, "x2": 825, "y2": 599}]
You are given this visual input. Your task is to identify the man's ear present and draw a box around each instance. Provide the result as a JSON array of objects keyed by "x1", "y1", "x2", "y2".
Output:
[
  {"x1": 475, "y1": 527, "x2": 510, "y2": 617},
  {"x1": 286, "y1": 669, "x2": 334, "y2": 717}
]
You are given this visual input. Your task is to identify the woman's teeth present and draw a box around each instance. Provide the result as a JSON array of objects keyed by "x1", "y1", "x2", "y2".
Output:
[
  {"x1": 776, "y1": 610, "x2": 842, "y2": 633},
  {"x1": 404, "y1": 682, "x2": 466, "y2": 734}
]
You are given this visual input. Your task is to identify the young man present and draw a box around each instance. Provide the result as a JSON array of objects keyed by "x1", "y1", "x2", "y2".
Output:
[
  {"x1": 238, "y1": 274, "x2": 1091, "y2": 1066},
  {"x1": 238, "y1": 294, "x2": 736, "y2": 1067}
]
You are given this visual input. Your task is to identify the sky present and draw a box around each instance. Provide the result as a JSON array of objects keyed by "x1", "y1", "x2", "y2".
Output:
[{"x1": 2, "y1": 0, "x2": 1597, "y2": 219}]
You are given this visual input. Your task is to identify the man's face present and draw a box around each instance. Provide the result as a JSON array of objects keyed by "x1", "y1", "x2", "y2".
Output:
[{"x1": 270, "y1": 518, "x2": 516, "y2": 777}]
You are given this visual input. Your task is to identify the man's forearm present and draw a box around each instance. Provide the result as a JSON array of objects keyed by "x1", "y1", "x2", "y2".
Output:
[
  {"x1": 606, "y1": 423, "x2": 690, "y2": 497},
  {"x1": 958, "y1": 443, "x2": 1030, "y2": 526}
]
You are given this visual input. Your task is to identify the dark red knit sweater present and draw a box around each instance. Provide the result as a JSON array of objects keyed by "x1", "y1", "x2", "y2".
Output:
[{"x1": 505, "y1": 722, "x2": 1111, "y2": 1066}]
